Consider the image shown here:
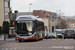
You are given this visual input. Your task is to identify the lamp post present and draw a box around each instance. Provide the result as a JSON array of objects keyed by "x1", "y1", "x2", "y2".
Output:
[
  {"x1": 29, "y1": 3, "x2": 32, "y2": 12},
  {"x1": 48, "y1": 13, "x2": 52, "y2": 33},
  {"x1": 56, "y1": 10, "x2": 61, "y2": 17}
]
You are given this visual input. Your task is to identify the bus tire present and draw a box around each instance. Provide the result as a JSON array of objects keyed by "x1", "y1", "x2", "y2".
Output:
[
  {"x1": 19, "y1": 40, "x2": 22, "y2": 42},
  {"x1": 40, "y1": 38, "x2": 43, "y2": 40},
  {"x1": 73, "y1": 37, "x2": 75, "y2": 39},
  {"x1": 64, "y1": 37, "x2": 66, "y2": 39}
]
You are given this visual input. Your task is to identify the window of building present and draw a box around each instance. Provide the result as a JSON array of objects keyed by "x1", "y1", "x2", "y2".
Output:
[
  {"x1": 5, "y1": 1, "x2": 8, "y2": 7},
  {"x1": 5, "y1": 13, "x2": 9, "y2": 19}
]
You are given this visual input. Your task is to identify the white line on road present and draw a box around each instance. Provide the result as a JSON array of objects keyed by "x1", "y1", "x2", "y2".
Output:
[
  {"x1": 27, "y1": 47, "x2": 30, "y2": 49},
  {"x1": 2, "y1": 48, "x2": 4, "y2": 50},
  {"x1": 31, "y1": 47, "x2": 33, "y2": 49},
  {"x1": 1, "y1": 46, "x2": 74, "y2": 50},
  {"x1": 19, "y1": 47, "x2": 21, "y2": 49},
  {"x1": 6, "y1": 48, "x2": 8, "y2": 50},
  {"x1": 40, "y1": 47, "x2": 42, "y2": 49},
  {"x1": 10, "y1": 48, "x2": 12, "y2": 49},
  {"x1": 35, "y1": 47, "x2": 38, "y2": 48},
  {"x1": 48, "y1": 47, "x2": 50, "y2": 48},
  {"x1": 23, "y1": 47, "x2": 25, "y2": 49},
  {"x1": 43, "y1": 47, "x2": 46, "y2": 48},
  {"x1": 14, "y1": 48, "x2": 17, "y2": 49}
]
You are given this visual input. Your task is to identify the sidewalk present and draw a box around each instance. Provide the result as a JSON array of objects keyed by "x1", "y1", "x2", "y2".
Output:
[
  {"x1": 6, "y1": 37, "x2": 15, "y2": 42},
  {"x1": 0, "y1": 37, "x2": 15, "y2": 42}
]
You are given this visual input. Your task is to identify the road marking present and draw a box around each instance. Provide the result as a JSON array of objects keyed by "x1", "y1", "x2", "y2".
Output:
[
  {"x1": 27, "y1": 47, "x2": 30, "y2": 49},
  {"x1": 31, "y1": 47, "x2": 33, "y2": 49},
  {"x1": 2, "y1": 48, "x2": 4, "y2": 50},
  {"x1": 1, "y1": 46, "x2": 74, "y2": 50},
  {"x1": 10, "y1": 48, "x2": 12, "y2": 49},
  {"x1": 35, "y1": 47, "x2": 38, "y2": 48},
  {"x1": 23, "y1": 48, "x2": 25, "y2": 49},
  {"x1": 19, "y1": 47, "x2": 21, "y2": 49},
  {"x1": 6, "y1": 48, "x2": 8, "y2": 50},
  {"x1": 40, "y1": 47, "x2": 42, "y2": 49},
  {"x1": 23, "y1": 47, "x2": 25, "y2": 49},
  {"x1": 44, "y1": 47, "x2": 46, "y2": 48},
  {"x1": 48, "y1": 39, "x2": 74, "y2": 40},
  {"x1": 14, "y1": 48, "x2": 17, "y2": 49},
  {"x1": 48, "y1": 47, "x2": 50, "y2": 48}
]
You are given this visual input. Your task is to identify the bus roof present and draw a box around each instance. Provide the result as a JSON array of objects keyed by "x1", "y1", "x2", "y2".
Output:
[{"x1": 16, "y1": 15, "x2": 44, "y2": 22}]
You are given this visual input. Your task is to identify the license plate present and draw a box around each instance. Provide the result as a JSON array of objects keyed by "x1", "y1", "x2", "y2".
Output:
[
  {"x1": 24, "y1": 38, "x2": 27, "y2": 39},
  {"x1": 68, "y1": 34, "x2": 70, "y2": 36}
]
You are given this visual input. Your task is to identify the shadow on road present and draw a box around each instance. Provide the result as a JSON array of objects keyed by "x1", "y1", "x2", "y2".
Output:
[{"x1": 17, "y1": 39, "x2": 43, "y2": 43}]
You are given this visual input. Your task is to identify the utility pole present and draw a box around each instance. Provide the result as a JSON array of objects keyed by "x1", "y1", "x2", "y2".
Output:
[
  {"x1": 48, "y1": 14, "x2": 50, "y2": 33},
  {"x1": 50, "y1": 15, "x2": 52, "y2": 33},
  {"x1": 29, "y1": 3, "x2": 32, "y2": 12},
  {"x1": 48, "y1": 14, "x2": 52, "y2": 33}
]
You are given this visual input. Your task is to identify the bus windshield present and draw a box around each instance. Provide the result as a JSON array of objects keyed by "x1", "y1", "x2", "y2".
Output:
[{"x1": 16, "y1": 21, "x2": 34, "y2": 33}]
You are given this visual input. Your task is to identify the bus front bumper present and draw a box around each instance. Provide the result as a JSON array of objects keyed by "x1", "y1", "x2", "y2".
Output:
[{"x1": 15, "y1": 36, "x2": 37, "y2": 40}]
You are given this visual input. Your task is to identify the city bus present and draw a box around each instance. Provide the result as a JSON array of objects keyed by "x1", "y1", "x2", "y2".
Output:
[{"x1": 15, "y1": 15, "x2": 44, "y2": 42}]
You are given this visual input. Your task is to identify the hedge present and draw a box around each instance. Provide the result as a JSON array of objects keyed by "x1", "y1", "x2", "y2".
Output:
[
  {"x1": 0, "y1": 26, "x2": 2, "y2": 34},
  {"x1": 3, "y1": 21, "x2": 9, "y2": 34}
]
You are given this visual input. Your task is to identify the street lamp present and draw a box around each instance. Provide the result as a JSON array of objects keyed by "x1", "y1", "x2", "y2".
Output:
[
  {"x1": 29, "y1": 3, "x2": 32, "y2": 12},
  {"x1": 56, "y1": 10, "x2": 61, "y2": 17}
]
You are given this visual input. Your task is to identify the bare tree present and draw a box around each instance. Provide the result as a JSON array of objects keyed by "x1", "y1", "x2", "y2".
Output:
[{"x1": 56, "y1": 19, "x2": 67, "y2": 29}]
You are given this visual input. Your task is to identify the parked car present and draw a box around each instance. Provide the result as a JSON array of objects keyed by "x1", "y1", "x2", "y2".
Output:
[
  {"x1": 55, "y1": 29, "x2": 63, "y2": 38},
  {"x1": 48, "y1": 33, "x2": 55, "y2": 39},
  {"x1": 62, "y1": 29, "x2": 66, "y2": 33},
  {"x1": 56, "y1": 31, "x2": 63, "y2": 38},
  {"x1": 63, "y1": 30, "x2": 75, "y2": 39}
]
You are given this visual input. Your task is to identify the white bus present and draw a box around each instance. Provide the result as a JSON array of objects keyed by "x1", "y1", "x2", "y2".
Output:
[{"x1": 15, "y1": 15, "x2": 45, "y2": 42}]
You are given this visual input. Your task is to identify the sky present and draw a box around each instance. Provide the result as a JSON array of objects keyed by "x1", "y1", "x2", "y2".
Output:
[{"x1": 10, "y1": 0, "x2": 75, "y2": 16}]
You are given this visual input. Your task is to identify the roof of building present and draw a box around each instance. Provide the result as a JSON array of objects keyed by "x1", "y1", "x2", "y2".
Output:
[
  {"x1": 68, "y1": 21, "x2": 75, "y2": 24},
  {"x1": 71, "y1": 22, "x2": 75, "y2": 24}
]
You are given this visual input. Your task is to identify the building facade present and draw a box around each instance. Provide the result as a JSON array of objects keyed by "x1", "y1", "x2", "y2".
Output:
[
  {"x1": 68, "y1": 22, "x2": 75, "y2": 29},
  {"x1": 0, "y1": 0, "x2": 10, "y2": 26},
  {"x1": 33, "y1": 10, "x2": 56, "y2": 33}
]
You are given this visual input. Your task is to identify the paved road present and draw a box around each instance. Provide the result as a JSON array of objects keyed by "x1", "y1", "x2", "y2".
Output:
[{"x1": 0, "y1": 39, "x2": 75, "y2": 50}]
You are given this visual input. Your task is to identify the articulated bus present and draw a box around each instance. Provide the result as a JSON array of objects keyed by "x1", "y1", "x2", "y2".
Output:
[{"x1": 15, "y1": 15, "x2": 44, "y2": 42}]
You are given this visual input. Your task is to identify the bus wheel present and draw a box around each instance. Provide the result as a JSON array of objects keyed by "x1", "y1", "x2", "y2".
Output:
[
  {"x1": 19, "y1": 40, "x2": 22, "y2": 42},
  {"x1": 64, "y1": 37, "x2": 66, "y2": 39},
  {"x1": 73, "y1": 37, "x2": 75, "y2": 39},
  {"x1": 40, "y1": 38, "x2": 43, "y2": 40}
]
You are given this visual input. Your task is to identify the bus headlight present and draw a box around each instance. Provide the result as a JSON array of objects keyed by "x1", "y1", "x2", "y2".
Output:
[
  {"x1": 9, "y1": 30, "x2": 12, "y2": 35},
  {"x1": 16, "y1": 35, "x2": 20, "y2": 38},
  {"x1": 29, "y1": 33, "x2": 32, "y2": 35}
]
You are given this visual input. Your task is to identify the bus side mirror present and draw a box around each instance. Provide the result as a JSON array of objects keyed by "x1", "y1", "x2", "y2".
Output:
[
  {"x1": 15, "y1": 21, "x2": 17, "y2": 25},
  {"x1": 15, "y1": 21, "x2": 17, "y2": 24}
]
